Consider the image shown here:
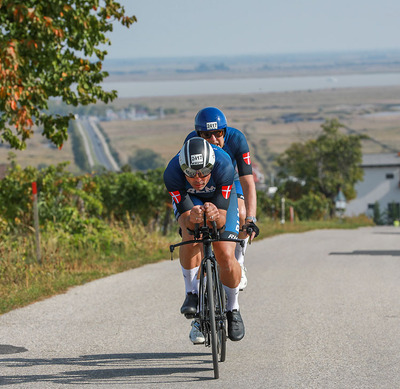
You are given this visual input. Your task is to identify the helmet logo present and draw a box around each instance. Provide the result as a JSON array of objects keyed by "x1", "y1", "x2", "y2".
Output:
[
  {"x1": 206, "y1": 122, "x2": 218, "y2": 130},
  {"x1": 191, "y1": 154, "x2": 204, "y2": 165}
]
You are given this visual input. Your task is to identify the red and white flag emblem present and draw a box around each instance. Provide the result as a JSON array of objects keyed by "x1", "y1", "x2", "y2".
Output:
[
  {"x1": 221, "y1": 185, "x2": 232, "y2": 200},
  {"x1": 169, "y1": 191, "x2": 181, "y2": 204},
  {"x1": 243, "y1": 152, "x2": 251, "y2": 165}
]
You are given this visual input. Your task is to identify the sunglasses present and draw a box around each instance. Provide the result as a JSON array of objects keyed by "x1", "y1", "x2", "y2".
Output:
[
  {"x1": 184, "y1": 168, "x2": 212, "y2": 178},
  {"x1": 199, "y1": 130, "x2": 224, "y2": 139}
]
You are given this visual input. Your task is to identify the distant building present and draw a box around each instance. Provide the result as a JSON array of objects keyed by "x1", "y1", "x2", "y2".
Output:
[{"x1": 345, "y1": 153, "x2": 400, "y2": 220}]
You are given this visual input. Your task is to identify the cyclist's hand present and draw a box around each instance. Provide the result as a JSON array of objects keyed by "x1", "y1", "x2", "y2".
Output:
[
  {"x1": 189, "y1": 205, "x2": 204, "y2": 224},
  {"x1": 203, "y1": 202, "x2": 219, "y2": 222},
  {"x1": 242, "y1": 221, "x2": 259, "y2": 241}
]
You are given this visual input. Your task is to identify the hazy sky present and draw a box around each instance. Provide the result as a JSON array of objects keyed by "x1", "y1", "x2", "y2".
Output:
[{"x1": 105, "y1": 0, "x2": 400, "y2": 59}]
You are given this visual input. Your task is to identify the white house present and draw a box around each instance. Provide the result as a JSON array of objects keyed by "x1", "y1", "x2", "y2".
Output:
[{"x1": 345, "y1": 153, "x2": 400, "y2": 220}]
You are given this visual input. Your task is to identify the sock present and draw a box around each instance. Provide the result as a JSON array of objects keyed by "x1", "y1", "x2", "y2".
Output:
[
  {"x1": 181, "y1": 266, "x2": 199, "y2": 295},
  {"x1": 223, "y1": 284, "x2": 240, "y2": 312},
  {"x1": 235, "y1": 237, "x2": 249, "y2": 266}
]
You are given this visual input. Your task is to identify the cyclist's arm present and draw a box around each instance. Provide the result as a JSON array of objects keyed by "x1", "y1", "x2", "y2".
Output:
[
  {"x1": 239, "y1": 174, "x2": 257, "y2": 221},
  {"x1": 203, "y1": 202, "x2": 227, "y2": 230},
  {"x1": 180, "y1": 204, "x2": 227, "y2": 231}
]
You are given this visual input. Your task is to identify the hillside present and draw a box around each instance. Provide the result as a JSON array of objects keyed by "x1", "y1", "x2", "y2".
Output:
[
  {"x1": 1, "y1": 50, "x2": 400, "y2": 177},
  {"x1": 99, "y1": 85, "x2": 400, "y2": 178}
]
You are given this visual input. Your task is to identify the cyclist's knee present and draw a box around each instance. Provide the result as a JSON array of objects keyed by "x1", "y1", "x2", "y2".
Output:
[{"x1": 215, "y1": 249, "x2": 238, "y2": 270}]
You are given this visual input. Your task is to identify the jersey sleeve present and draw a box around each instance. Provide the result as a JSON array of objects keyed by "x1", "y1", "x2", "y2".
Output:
[
  {"x1": 163, "y1": 156, "x2": 194, "y2": 214},
  {"x1": 211, "y1": 148, "x2": 235, "y2": 210},
  {"x1": 232, "y1": 129, "x2": 253, "y2": 177}
]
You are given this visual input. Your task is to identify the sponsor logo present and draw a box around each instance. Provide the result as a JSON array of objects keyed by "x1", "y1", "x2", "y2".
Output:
[
  {"x1": 191, "y1": 154, "x2": 203, "y2": 165},
  {"x1": 187, "y1": 185, "x2": 216, "y2": 194},
  {"x1": 228, "y1": 234, "x2": 237, "y2": 239},
  {"x1": 243, "y1": 152, "x2": 251, "y2": 165},
  {"x1": 206, "y1": 122, "x2": 218, "y2": 130},
  {"x1": 169, "y1": 191, "x2": 181, "y2": 204},
  {"x1": 222, "y1": 185, "x2": 232, "y2": 199}
]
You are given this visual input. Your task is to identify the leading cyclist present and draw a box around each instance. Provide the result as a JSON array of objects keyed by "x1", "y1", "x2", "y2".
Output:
[
  {"x1": 185, "y1": 107, "x2": 259, "y2": 290},
  {"x1": 164, "y1": 137, "x2": 245, "y2": 344}
]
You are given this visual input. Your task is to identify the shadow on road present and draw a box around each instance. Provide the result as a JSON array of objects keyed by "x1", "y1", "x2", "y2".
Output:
[
  {"x1": 0, "y1": 345, "x2": 28, "y2": 355},
  {"x1": 0, "y1": 352, "x2": 214, "y2": 385},
  {"x1": 329, "y1": 250, "x2": 400, "y2": 256}
]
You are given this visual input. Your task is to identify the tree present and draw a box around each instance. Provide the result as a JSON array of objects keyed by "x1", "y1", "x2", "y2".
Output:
[
  {"x1": 128, "y1": 148, "x2": 165, "y2": 172},
  {"x1": 0, "y1": 1, "x2": 136, "y2": 150},
  {"x1": 277, "y1": 119, "x2": 365, "y2": 205}
]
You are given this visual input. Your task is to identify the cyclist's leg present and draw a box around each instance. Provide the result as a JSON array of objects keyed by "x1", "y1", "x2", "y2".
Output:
[
  {"x1": 178, "y1": 212, "x2": 202, "y2": 278},
  {"x1": 213, "y1": 192, "x2": 245, "y2": 341},
  {"x1": 213, "y1": 240, "x2": 239, "y2": 305},
  {"x1": 234, "y1": 180, "x2": 249, "y2": 261},
  {"x1": 213, "y1": 190, "x2": 240, "y2": 309},
  {"x1": 234, "y1": 181, "x2": 249, "y2": 290},
  {"x1": 176, "y1": 197, "x2": 204, "y2": 317},
  {"x1": 213, "y1": 240, "x2": 245, "y2": 341}
]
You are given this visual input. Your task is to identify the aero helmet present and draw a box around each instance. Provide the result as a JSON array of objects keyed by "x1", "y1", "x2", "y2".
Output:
[
  {"x1": 179, "y1": 137, "x2": 215, "y2": 178},
  {"x1": 194, "y1": 107, "x2": 227, "y2": 132}
]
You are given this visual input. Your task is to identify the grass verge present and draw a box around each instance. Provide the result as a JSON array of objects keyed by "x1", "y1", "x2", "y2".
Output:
[{"x1": 0, "y1": 215, "x2": 373, "y2": 315}]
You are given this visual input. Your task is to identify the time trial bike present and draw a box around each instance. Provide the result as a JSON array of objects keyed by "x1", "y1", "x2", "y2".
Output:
[{"x1": 170, "y1": 215, "x2": 245, "y2": 379}]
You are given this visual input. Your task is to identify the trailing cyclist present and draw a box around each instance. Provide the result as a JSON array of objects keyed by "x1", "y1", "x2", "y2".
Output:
[
  {"x1": 185, "y1": 107, "x2": 259, "y2": 290},
  {"x1": 163, "y1": 137, "x2": 245, "y2": 344}
]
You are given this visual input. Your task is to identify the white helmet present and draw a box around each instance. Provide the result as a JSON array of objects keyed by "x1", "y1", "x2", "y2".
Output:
[{"x1": 179, "y1": 137, "x2": 215, "y2": 177}]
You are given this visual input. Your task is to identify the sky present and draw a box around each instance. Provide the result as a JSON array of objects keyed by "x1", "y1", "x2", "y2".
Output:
[{"x1": 105, "y1": 0, "x2": 400, "y2": 59}]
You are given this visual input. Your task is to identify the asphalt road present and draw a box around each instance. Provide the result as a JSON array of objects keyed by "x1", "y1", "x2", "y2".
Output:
[
  {"x1": 79, "y1": 117, "x2": 119, "y2": 172},
  {"x1": 1, "y1": 226, "x2": 400, "y2": 388}
]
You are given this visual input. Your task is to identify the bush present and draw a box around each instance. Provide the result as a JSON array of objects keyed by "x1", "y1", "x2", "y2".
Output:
[{"x1": 294, "y1": 192, "x2": 330, "y2": 221}]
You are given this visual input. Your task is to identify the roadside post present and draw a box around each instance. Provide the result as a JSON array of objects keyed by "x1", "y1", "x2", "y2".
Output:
[
  {"x1": 281, "y1": 196, "x2": 285, "y2": 224},
  {"x1": 32, "y1": 182, "x2": 41, "y2": 264},
  {"x1": 289, "y1": 206, "x2": 294, "y2": 223}
]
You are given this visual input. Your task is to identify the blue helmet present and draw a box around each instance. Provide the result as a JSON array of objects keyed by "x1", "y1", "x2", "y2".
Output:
[{"x1": 194, "y1": 107, "x2": 227, "y2": 132}]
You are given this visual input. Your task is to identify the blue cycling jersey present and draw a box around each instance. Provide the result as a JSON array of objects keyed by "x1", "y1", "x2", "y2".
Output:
[
  {"x1": 185, "y1": 127, "x2": 253, "y2": 177},
  {"x1": 164, "y1": 145, "x2": 240, "y2": 237},
  {"x1": 164, "y1": 145, "x2": 234, "y2": 214}
]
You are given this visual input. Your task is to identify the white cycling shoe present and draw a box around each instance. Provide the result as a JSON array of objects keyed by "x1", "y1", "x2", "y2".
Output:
[
  {"x1": 239, "y1": 264, "x2": 247, "y2": 291},
  {"x1": 189, "y1": 319, "x2": 205, "y2": 344}
]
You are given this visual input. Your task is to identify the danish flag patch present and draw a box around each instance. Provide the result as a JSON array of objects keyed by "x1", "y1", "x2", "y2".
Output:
[
  {"x1": 243, "y1": 152, "x2": 251, "y2": 165},
  {"x1": 221, "y1": 185, "x2": 232, "y2": 200},
  {"x1": 169, "y1": 191, "x2": 181, "y2": 204}
]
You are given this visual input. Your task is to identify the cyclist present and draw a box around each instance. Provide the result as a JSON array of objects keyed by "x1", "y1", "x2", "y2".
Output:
[
  {"x1": 185, "y1": 107, "x2": 259, "y2": 290},
  {"x1": 164, "y1": 137, "x2": 245, "y2": 344}
]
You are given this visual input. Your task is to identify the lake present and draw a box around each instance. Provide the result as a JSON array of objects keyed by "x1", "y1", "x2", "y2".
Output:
[{"x1": 102, "y1": 72, "x2": 400, "y2": 98}]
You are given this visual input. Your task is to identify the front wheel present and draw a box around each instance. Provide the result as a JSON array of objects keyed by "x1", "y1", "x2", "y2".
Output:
[
  {"x1": 206, "y1": 259, "x2": 219, "y2": 379},
  {"x1": 217, "y1": 284, "x2": 227, "y2": 362}
]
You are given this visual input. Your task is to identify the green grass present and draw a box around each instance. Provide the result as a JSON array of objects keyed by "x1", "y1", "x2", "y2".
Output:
[
  {"x1": 257, "y1": 215, "x2": 374, "y2": 240},
  {"x1": 0, "y1": 215, "x2": 374, "y2": 315}
]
